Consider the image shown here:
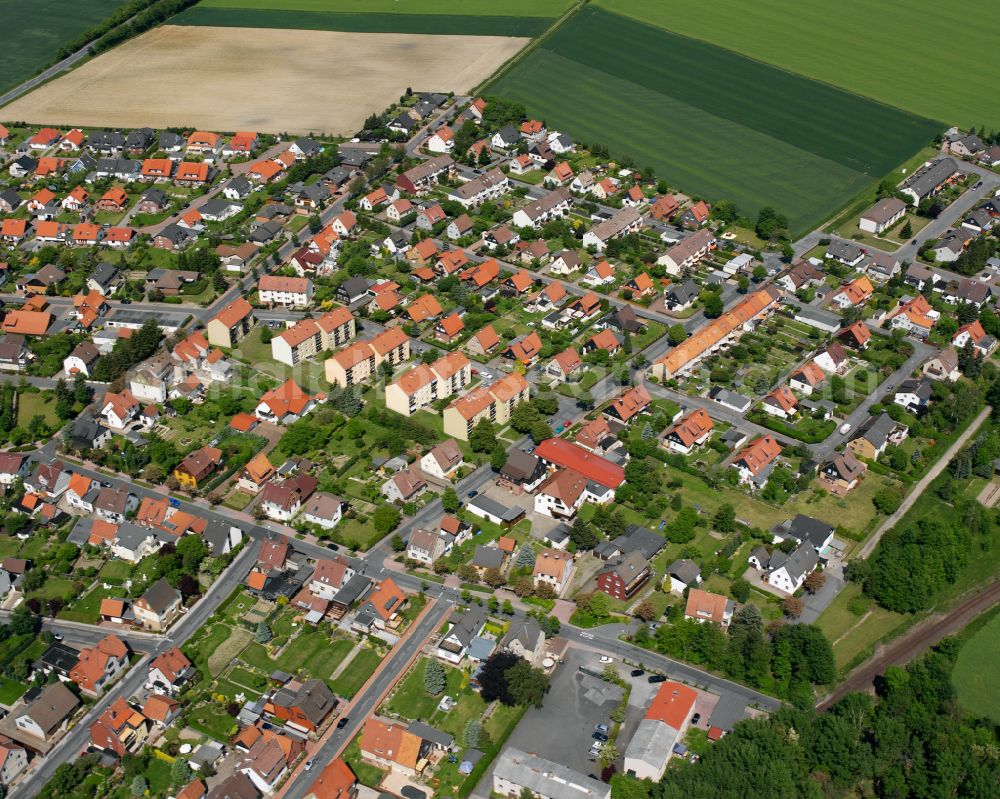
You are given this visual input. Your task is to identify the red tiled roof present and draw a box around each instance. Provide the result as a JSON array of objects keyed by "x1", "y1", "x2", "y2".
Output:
[
  {"x1": 533, "y1": 438, "x2": 625, "y2": 489},
  {"x1": 645, "y1": 681, "x2": 697, "y2": 729}
]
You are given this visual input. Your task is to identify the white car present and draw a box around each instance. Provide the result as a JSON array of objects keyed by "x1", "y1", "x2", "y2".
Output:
[{"x1": 598, "y1": 656, "x2": 613, "y2": 664}]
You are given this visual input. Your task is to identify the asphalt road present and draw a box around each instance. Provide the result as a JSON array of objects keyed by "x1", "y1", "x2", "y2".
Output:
[
  {"x1": 0, "y1": 45, "x2": 95, "y2": 109},
  {"x1": 11, "y1": 542, "x2": 258, "y2": 799},
  {"x1": 279, "y1": 600, "x2": 451, "y2": 799},
  {"x1": 794, "y1": 156, "x2": 1000, "y2": 263},
  {"x1": 8, "y1": 113, "x2": 983, "y2": 794}
]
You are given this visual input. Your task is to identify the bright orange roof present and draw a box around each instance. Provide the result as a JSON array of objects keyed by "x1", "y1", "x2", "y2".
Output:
[
  {"x1": 507, "y1": 269, "x2": 533, "y2": 293},
  {"x1": 645, "y1": 681, "x2": 697, "y2": 729},
  {"x1": 407, "y1": 293, "x2": 443, "y2": 323},
  {"x1": 307, "y1": 757, "x2": 356, "y2": 799},
  {"x1": 0, "y1": 219, "x2": 27, "y2": 238},
  {"x1": 437, "y1": 311, "x2": 464, "y2": 337},
  {"x1": 657, "y1": 289, "x2": 777, "y2": 377},
  {"x1": 247, "y1": 571, "x2": 267, "y2": 590},
  {"x1": 472, "y1": 325, "x2": 500, "y2": 351},
  {"x1": 250, "y1": 159, "x2": 283, "y2": 181},
  {"x1": 212, "y1": 297, "x2": 253, "y2": 328},
  {"x1": 737, "y1": 435, "x2": 782, "y2": 475},
  {"x1": 176, "y1": 162, "x2": 210, "y2": 182},
  {"x1": 2, "y1": 310, "x2": 52, "y2": 336}
]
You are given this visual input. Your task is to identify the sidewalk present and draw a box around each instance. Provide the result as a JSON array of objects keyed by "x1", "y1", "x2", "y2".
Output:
[{"x1": 273, "y1": 598, "x2": 447, "y2": 799}]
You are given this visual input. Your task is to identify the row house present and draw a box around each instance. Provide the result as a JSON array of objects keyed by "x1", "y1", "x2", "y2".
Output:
[{"x1": 448, "y1": 168, "x2": 509, "y2": 208}]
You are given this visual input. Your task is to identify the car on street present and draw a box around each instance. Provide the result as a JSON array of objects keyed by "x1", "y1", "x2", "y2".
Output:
[
  {"x1": 648, "y1": 674, "x2": 666, "y2": 683},
  {"x1": 974, "y1": 181, "x2": 983, "y2": 190},
  {"x1": 303, "y1": 759, "x2": 315, "y2": 771},
  {"x1": 630, "y1": 668, "x2": 645, "y2": 677},
  {"x1": 337, "y1": 717, "x2": 349, "y2": 729},
  {"x1": 52, "y1": 633, "x2": 63, "y2": 641},
  {"x1": 598, "y1": 655, "x2": 613, "y2": 664}
]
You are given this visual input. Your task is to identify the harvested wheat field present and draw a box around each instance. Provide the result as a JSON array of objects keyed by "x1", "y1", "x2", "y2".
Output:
[{"x1": 1, "y1": 25, "x2": 527, "y2": 134}]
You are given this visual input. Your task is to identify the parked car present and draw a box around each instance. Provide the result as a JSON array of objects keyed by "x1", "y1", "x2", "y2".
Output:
[
  {"x1": 630, "y1": 668, "x2": 645, "y2": 677},
  {"x1": 467, "y1": 490, "x2": 478, "y2": 499},
  {"x1": 595, "y1": 723, "x2": 610, "y2": 734},
  {"x1": 648, "y1": 674, "x2": 666, "y2": 683},
  {"x1": 325, "y1": 542, "x2": 340, "y2": 551},
  {"x1": 303, "y1": 759, "x2": 315, "y2": 771},
  {"x1": 598, "y1": 655, "x2": 613, "y2": 664},
  {"x1": 592, "y1": 732, "x2": 608, "y2": 742},
  {"x1": 337, "y1": 717, "x2": 349, "y2": 729},
  {"x1": 691, "y1": 713, "x2": 701, "y2": 725}
]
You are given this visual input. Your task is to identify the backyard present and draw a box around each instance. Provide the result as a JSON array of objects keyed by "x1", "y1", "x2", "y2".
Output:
[{"x1": 380, "y1": 656, "x2": 525, "y2": 797}]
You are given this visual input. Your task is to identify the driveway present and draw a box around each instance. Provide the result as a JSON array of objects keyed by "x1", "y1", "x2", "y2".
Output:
[{"x1": 796, "y1": 562, "x2": 846, "y2": 625}]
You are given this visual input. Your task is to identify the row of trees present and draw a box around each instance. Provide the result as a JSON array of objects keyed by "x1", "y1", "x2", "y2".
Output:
[
  {"x1": 635, "y1": 604, "x2": 835, "y2": 705},
  {"x1": 616, "y1": 641, "x2": 999, "y2": 799}
]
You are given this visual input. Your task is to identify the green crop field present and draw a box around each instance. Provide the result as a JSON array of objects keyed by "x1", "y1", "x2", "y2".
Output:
[
  {"x1": 598, "y1": 0, "x2": 998, "y2": 130},
  {"x1": 953, "y1": 611, "x2": 1000, "y2": 723},
  {"x1": 0, "y1": 0, "x2": 128, "y2": 94},
  {"x1": 173, "y1": 0, "x2": 572, "y2": 36},
  {"x1": 485, "y1": 6, "x2": 940, "y2": 235}
]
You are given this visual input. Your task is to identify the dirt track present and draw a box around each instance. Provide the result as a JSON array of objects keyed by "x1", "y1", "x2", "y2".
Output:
[
  {"x1": 0, "y1": 25, "x2": 527, "y2": 134},
  {"x1": 817, "y1": 579, "x2": 1000, "y2": 710}
]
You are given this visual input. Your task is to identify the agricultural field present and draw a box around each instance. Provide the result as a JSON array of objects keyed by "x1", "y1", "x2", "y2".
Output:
[
  {"x1": 1, "y1": 25, "x2": 526, "y2": 135},
  {"x1": 952, "y1": 610, "x2": 1000, "y2": 723},
  {"x1": 174, "y1": 0, "x2": 572, "y2": 36},
  {"x1": 0, "y1": 0, "x2": 127, "y2": 94},
  {"x1": 599, "y1": 0, "x2": 1000, "y2": 129},
  {"x1": 485, "y1": 6, "x2": 941, "y2": 235}
]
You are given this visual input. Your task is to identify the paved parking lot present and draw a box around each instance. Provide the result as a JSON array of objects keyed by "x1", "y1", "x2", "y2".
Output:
[{"x1": 477, "y1": 649, "x2": 623, "y2": 787}]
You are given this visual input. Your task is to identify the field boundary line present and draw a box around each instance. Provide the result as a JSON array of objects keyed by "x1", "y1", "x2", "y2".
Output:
[
  {"x1": 474, "y1": 0, "x2": 586, "y2": 96},
  {"x1": 587, "y1": 3, "x2": 946, "y2": 127}
]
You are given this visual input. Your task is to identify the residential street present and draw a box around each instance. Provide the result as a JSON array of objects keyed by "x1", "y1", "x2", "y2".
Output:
[{"x1": 795, "y1": 156, "x2": 1000, "y2": 263}]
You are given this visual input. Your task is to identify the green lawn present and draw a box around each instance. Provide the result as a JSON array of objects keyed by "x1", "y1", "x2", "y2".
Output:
[
  {"x1": 187, "y1": 702, "x2": 240, "y2": 742},
  {"x1": 0, "y1": 0, "x2": 128, "y2": 93},
  {"x1": 953, "y1": 610, "x2": 1000, "y2": 723},
  {"x1": 329, "y1": 646, "x2": 383, "y2": 698},
  {"x1": 816, "y1": 582, "x2": 906, "y2": 671},
  {"x1": 485, "y1": 6, "x2": 940, "y2": 235},
  {"x1": 174, "y1": 0, "x2": 569, "y2": 36},
  {"x1": 97, "y1": 559, "x2": 132, "y2": 583},
  {"x1": 276, "y1": 632, "x2": 355, "y2": 678},
  {"x1": 58, "y1": 584, "x2": 117, "y2": 624},
  {"x1": 0, "y1": 678, "x2": 27, "y2": 706},
  {"x1": 17, "y1": 391, "x2": 58, "y2": 427},
  {"x1": 342, "y1": 735, "x2": 386, "y2": 788},
  {"x1": 383, "y1": 658, "x2": 464, "y2": 721},
  {"x1": 599, "y1": 0, "x2": 995, "y2": 128},
  {"x1": 26, "y1": 576, "x2": 75, "y2": 603},
  {"x1": 145, "y1": 757, "x2": 173, "y2": 795}
]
